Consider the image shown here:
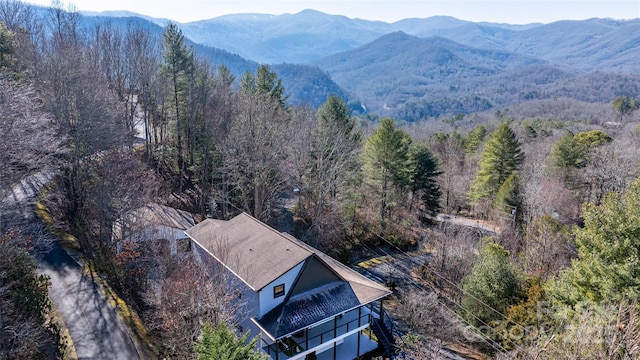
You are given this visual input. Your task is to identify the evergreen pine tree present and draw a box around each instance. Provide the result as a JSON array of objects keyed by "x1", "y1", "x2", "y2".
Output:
[
  {"x1": 409, "y1": 142, "x2": 442, "y2": 216},
  {"x1": 308, "y1": 94, "x2": 361, "y2": 211},
  {"x1": 494, "y1": 171, "x2": 522, "y2": 221},
  {"x1": 461, "y1": 243, "x2": 522, "y2": 327},
  {"x1": 613, "y1": 96, "x2": 640, "y2": 122},
  {"x1": 469, "y1": 124, "x2": 524, "y2": 204},
  {"x1": 463, "y1": 125, "x2": 487, "y2": 155},
  {"x1": 362, "y1": 118, "x2": 412, "y2": 222},
  {"x1": 550, "y1": 177, "x2": 640, "y2": 306},
  {"x1": 550, "y1": 131, "x2": 586, "y2": 170},
  {"x1": 240, "y1": 64, "x2": 289, "y2": 108},
  {"x1": 194, "y1": 322, "x2": 267, "y2": 360},
  {"x1": 162, "y1": 22, "x2": 195, "y2": 184},
  {"x1": 0, "y1": 22, "x2": 16, "y2": 68}
]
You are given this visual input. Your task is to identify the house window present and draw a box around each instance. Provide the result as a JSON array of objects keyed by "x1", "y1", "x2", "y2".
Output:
[
  {"x1": 274, "y1": 284, "x2": 285, "y2": 298},
  {"x1": 177, "y1": 238, "x2": 191, "y2": 252}
]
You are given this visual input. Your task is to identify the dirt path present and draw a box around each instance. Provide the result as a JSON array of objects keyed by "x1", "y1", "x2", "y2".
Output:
[{"x1": 435, "y1": 213, "x2": 501, "y2": 234}]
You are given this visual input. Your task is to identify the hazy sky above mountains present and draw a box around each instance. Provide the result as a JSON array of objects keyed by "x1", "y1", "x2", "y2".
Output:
[{"x1": 27, "y1": 0, "x2": 640, "y2": 24}]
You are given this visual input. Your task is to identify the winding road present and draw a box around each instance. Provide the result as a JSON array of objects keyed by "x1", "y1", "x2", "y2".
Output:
[
  {"x1": 1, "y1": 171, "x2": 139, "y2": 360},
  {"x1": 40, "y1": 245, "x2": 139, "y2": 359}
]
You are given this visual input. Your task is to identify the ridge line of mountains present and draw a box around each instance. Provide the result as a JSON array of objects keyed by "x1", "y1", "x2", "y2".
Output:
[{"x1": 81, "y1": 9, "x2": 640, "y2": 121}]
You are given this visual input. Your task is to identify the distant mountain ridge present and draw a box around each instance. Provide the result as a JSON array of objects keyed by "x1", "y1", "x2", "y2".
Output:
[
  {"x1": 172, "y1": 10, "x2": 640, "y2": 73},
  {"x1": 86, "y1": 9, "x2": 640, "y2": 73},
  {"x1": 84, "y1": 9, "x2": 640, "y2": 121},
  {"x1": 315, "y1": 30, "x2": 640, "y2": 118},
  {"x1": 314, "y1": 32, "x2": 551, "y2": 116},
  {"x1": 178, "y1": 9, "x2": 392, "y2": 64}
]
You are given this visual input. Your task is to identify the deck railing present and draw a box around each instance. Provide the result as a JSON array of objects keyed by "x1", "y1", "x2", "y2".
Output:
[{"x1": 262, "y1": 312, "x2": 372, "y2": 359}]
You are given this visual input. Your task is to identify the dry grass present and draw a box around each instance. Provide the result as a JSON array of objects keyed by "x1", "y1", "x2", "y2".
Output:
[{"x1": 356, "y1": 255, "x2": 393, "y2": 269}]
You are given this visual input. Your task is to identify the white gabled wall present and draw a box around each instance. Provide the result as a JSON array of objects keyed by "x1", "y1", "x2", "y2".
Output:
[
  {"x1": 258, "y1": 261, "x2": 305, "y2": 316},
  {"x1": 115, "y1": 224, "x2": 187, "y2": 256},
  {"x1": 139, "y1": 225, "x2": 185, "y2": 255}
]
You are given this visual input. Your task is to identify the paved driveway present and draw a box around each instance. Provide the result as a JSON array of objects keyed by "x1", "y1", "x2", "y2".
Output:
[
  {"x1": 39, "y1": 244, "x2": 139, "y2": 359},
  {"x1": 2, "y1": 170, "x2": 139, "y2": 360}
]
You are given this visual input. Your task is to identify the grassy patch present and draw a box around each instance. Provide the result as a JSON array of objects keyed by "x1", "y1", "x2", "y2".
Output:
[
  {"x1": 35, "y1": 186, "x2": 81, "y2": 252},
  {"x1": 356, "y1": 255, "x2": 392, "y2": 269},
  {"x1": 47, "y1": 305, "x2": 78, "y2": 360}
]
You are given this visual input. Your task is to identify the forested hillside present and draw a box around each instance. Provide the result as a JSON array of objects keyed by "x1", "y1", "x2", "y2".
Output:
[
  {"x1": 172, "y1": 10, "x2": 640, "y2": 74},
  {"x1": 3, "y1": 1, "x2": 640, "y2": 359},
  {"x1": 316, "y1": 31, "x2": 640, "y2": 120},
  {"x1": 158, "y1": 10, "x2": 640, "y2": 122},
  {"x1": 178, "y1": 9, "x2": 392, "y2": 64}
]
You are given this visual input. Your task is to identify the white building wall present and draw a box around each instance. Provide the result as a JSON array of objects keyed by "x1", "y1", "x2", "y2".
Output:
[
  {"x1": 129, "y1": 225, "x2": 186, "y2": 255},
  {"x1": 258, "y1": 261, "x2": 305, "y2": 317}
]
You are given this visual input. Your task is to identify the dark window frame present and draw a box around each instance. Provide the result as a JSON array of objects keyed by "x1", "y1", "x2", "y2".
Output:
[{"x1": 274, "y1": 283, "x2": 285, "y2": 298}]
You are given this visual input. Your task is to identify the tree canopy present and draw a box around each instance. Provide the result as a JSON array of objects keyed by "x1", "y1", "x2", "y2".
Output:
[
  {"x1": 550, "y1": 131, "x2": 588, "y2": 170},
  {"x1": 0, "y1": 231, "x2": 53, "y2": 358},
  {"x1": 549, "y1": 130, "x2": 613, "y2": 190},
  {"x1": 494, "y1": 171, "x2": 522, "y2": 220},
  {"x1": 409, "y1": 141, "x2": 442, "y2": 216},
  {"x1": 463, "y1": 125, "x2": 487, "y2": 155},
  {"x1": 0, "y1": 21, "x2": 15, "y2": 68},
  {"x1": 613, "y1": 96, "x2": 639, "y2": 122},
  {"x1": 461, "y1": 242, "x2": 522, "y2": 327},
  {"x1": 307, "y1": 94, "x2": 361, "y2": 214},
  {"x1": 240, "y1": 64, "x2": 289, "y2": 108}
]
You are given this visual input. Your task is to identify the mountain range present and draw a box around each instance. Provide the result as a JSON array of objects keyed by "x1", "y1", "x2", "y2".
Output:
[{"x1": 82, "y1": 9, "x2": 640, "y2": 121}]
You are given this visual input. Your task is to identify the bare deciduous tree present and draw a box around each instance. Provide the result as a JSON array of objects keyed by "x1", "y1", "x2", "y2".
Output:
[
  {"x1": 420, "y1": 223, "x2": 478, "y2": 295},
  {"x1": 144, "y1": 257, "x2": 237, "y2": 359},
  {"x1": 222, "y1": 91, "x2": 292, "y2": 221}
]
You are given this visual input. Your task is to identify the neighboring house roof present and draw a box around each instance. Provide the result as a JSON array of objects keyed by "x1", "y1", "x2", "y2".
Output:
[
  {"x1": 113, "y1": 203, "x2": 195, "y2": 240},
  {"x1": 186, "y1": 212, "x2": 392, "y2": 340}
]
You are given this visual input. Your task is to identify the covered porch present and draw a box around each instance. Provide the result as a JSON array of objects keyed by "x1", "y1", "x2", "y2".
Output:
[{"x1": 259, "y1": 300, "x2": 387, "y2": 360}]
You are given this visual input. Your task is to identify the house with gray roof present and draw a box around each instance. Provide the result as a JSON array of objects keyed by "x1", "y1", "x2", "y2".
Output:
[
  {"x1": 112, "y1": 203, "x2": 195, "y2": 256},
  {"x1": 185, "y1": 212, "x2": 393, "y2": 360}
]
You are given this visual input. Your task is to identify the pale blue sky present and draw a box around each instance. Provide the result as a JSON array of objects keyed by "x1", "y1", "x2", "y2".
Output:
[{"x1": 27, "y1": 0, "x2": 640, "y2": 24}]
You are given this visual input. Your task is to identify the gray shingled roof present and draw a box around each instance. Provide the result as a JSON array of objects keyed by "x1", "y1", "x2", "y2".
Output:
[
  {"x1": 185, "y1": 212, "x2": 392, "y2": 339},
  {"x1": 185, "y1": 213, "x2": 313, "y2": 291},
  {"x1": 114, "y1": 203, "x2": 195, "y2": 240},
  {"x1": 255, "y1": 281, "x2": 361, "y2": 339},
  {"x1": 290, "y1": 236, "x2": 391, "y2": 305}
]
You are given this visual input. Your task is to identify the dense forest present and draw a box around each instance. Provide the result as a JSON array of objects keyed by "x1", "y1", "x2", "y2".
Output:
[{"x1": 2, "y1": 1, "x2": 640, "y2": 359}]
